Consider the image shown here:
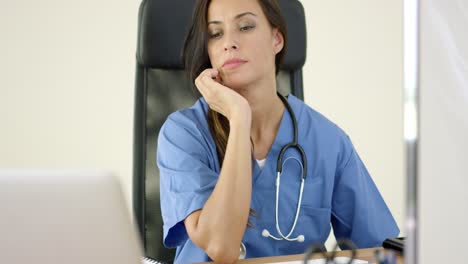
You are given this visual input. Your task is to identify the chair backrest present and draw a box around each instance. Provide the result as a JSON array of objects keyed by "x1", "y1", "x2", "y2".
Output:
[{"x1": 133, "y1": 0, "x2": 307, "y2": 262}]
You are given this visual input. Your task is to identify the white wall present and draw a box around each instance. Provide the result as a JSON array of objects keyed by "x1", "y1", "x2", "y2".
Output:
[
  {"x1": 0, "y1": 0, "x2": 140, "y2": 210},
  {"x1": 0, "y1": 0, "x2": 404, "y2": 246},
  {"x1": 301, "y1": 0, "x2": 404, "y2": 246},
  {"x1": 419, "y1": 0, "x2": 468, "y2": 263}
]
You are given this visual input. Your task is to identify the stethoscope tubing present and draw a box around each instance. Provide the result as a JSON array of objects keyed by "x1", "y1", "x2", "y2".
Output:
[
  {"x1": 277, "y1": 93, "x2": 308, "y2": 180},
  {"x1": 261, "y1": 93, "x2": 308, "y2": 243}
]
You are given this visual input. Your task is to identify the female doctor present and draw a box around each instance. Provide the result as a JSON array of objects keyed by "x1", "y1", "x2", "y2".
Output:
[{"x1": 157, "y1": 0, "x2": 399, "y2": 263}]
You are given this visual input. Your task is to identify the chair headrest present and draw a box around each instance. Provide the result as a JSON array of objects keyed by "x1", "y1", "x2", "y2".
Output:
[{"x1": 136, "y1": 0, "x2": 306, "y2": 71}]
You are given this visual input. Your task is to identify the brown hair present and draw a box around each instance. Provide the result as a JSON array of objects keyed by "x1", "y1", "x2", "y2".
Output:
[{"x1": 182, "y1": 0, "x2": 288, "y2": 225}]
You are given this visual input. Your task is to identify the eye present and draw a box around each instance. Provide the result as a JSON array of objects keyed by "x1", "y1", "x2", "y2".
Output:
[
  {"x1": 209, "y1": 31, "x2": 222, "y2": 39},
  {"x1": 240, "y1": 25, "x2": 255, "y2": 32}
]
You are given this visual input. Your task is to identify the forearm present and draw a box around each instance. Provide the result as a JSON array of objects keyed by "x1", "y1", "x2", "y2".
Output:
[{"x1": 194, "y1": 112, "x2": 253, "y2": 262}]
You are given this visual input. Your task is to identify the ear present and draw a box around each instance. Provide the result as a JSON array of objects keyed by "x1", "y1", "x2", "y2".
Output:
[{"x1": 272, "y1": 28, "x2": 284, "y2": 55}]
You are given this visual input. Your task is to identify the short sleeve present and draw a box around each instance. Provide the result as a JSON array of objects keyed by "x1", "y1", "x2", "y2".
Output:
[
  {"x1": 157, "y1": 112, "x2": 219, "y2": 248},
  {"x1": 330, "y1": 136, "x2": 400, "y2": 248}
]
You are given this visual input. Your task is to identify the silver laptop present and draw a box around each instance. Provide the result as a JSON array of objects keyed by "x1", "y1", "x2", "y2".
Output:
[{"x1": 0, "y1": 169, "x2": 143, "y2": 264}]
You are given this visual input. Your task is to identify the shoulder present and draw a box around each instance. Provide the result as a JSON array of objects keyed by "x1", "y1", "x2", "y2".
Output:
[
  {"x1": 157, "y1": 98, "x2": 220, "y2": 169},
  {"x1": 288, "y1": 94, "x2": 354, "y2": 164},
  {"x1": 157, "y1": 97, "x2": 215, "y2": 155},
  {"x1": 289, "y1": 94, "x2": 349, "y2": 141},
  {"x1": 160, "y1": 98, "x2": 210, "y2": 137}
]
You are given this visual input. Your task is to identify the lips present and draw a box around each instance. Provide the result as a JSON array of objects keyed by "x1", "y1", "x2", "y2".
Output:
[{"x1": 222, "y1": 58, "x2": 247, "y2": 70}]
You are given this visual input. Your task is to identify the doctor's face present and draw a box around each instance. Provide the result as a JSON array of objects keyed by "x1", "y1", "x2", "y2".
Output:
[{"x1": 206, "y1": 0, "x2": 284, "y2": 90}]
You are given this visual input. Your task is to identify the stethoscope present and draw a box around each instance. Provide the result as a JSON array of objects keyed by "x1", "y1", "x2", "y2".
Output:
[{"x1": 240, "y1": 93, "x2": 308, "y2": 259}]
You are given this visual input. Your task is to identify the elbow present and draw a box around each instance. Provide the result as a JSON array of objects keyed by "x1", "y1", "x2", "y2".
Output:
[
  {"x1": 185, "y1": 215, "x2": 241, "y2": 263},
  {"x1": 206, "y1": 243, "x2": 240, "y2": 264}
]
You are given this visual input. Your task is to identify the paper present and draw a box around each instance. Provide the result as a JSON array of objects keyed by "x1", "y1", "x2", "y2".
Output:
[
  {"x1": 142, "y1": 257, "x2": 162, "y2": 264},
  {"x1": 267, "y1": 256, "x2": 368, "y2": 264}
]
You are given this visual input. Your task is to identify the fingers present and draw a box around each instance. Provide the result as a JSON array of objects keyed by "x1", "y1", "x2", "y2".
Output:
[
  {"x1": 201, "y1": 69, "x2": 221, "y2": 87},
  {"x1": 200, "y1": 68, "x2": 219, "y2": 81},
  {"x1": 193, "y1": 68, "x2": 249, "y2": 120},
  {"x1": 209, "y1": 69, "x2": 224, "y2": 84},
  {"x1": 195, "y1": 69, "x2": 223, "y2": 98},
  {"x1": 195, "y1": 69, "x2": 214, "y2": 89},
  {"x1": 194, "y1": 68, "x2": 235, "y2": 118}
]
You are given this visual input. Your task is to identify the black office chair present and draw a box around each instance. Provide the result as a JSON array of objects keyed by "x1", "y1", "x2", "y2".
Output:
[{"x1": 133, "y1": 0, "x2": 306, "y2": 262}]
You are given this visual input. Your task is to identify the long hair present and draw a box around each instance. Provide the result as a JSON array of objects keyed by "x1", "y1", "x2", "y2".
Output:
[{"x1": 182, "y1": 0, "x2": 288, "y2": 226}]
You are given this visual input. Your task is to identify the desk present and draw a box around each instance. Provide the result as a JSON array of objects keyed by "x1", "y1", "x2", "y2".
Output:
[{"x1": 198, "y1": 248, "x2": 403, "y2": 263}]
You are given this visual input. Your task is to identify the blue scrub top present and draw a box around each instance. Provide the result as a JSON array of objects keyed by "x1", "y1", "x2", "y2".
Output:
[{"x1": 157, "y1": 94, "x2": 399, "y2": 263}]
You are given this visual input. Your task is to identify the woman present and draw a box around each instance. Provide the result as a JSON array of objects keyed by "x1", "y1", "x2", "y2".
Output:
[{"x1": 157, "y1": 0, "x2": 399, "y2": 263}]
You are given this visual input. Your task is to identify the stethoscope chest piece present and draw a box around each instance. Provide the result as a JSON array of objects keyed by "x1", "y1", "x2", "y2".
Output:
[{"x1": 239, "y1": 242, "x2": 246, "y2": 259}]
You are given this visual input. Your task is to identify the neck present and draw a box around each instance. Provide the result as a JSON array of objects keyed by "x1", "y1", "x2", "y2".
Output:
[{"x1": 236, "y1": 77, "x2": 285, "y2": 143}]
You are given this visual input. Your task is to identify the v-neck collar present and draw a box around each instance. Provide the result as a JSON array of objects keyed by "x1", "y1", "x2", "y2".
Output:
[{"x1": 252, "y1": 95, "x2": 296, "y2": 187}]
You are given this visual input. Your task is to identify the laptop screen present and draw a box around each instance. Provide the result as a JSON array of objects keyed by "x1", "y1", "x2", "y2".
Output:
[{"x1": 0, "y1": 170, "x2": 143, "y2": 264}]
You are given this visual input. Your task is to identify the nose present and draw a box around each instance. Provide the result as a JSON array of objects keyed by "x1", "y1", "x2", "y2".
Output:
[
  {"x1": 223, "y1": 32, "x2": 238, "y2": 51},
  {"x1": 224, "y1": 44, "x2": 238, "y2": 51}
]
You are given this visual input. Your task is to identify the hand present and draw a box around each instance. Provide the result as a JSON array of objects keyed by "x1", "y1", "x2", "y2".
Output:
[{"x1": 195, "y1": 69, "x2": 251, "y2": 122}]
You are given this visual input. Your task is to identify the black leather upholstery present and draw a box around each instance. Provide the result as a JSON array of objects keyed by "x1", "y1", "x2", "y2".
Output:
[
  {"x1": 133, "y1": 0, "x2": 307, "y2": 262},
  {"x1": 137, "y1": 0, "x2": 306, "y2": 70}
]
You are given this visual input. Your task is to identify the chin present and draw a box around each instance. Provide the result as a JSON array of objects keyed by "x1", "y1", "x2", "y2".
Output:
[
  {"x1": 223, "y1": 79, "x2": 248, "y2": 91},
  {"x1": 221, "y1": 72, "x2": 256, "y2": 91}
]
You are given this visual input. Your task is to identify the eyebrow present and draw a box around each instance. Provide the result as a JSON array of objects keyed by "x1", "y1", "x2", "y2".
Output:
[{"x1": 208, "y1": 12, "x2": 257, "y2": 25}]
